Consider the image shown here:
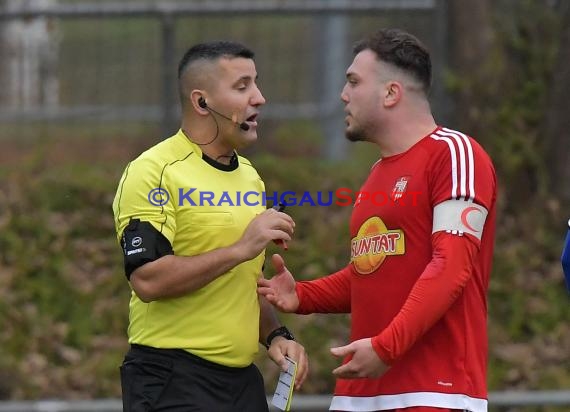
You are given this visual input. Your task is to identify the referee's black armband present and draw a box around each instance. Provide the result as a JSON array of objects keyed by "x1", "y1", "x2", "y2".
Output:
[{"x1": 120, "y1": 218, "x2": 174, "y2": 280}]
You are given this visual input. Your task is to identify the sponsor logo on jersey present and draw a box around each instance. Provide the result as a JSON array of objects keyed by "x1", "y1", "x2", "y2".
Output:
[{"x1": 350, "y1": 216, "x2": 405, "y2": 274}]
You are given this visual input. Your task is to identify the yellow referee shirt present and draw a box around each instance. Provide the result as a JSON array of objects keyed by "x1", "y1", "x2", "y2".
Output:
[{"x1": 112, "y1": 130, "x2": 266, "y2": 367}]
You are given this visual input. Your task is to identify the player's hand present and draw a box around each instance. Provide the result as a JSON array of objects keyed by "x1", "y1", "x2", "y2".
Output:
[
  {"x1": 257, "y1": 254, "x2": 299, "y2": 313},
  {"x1": 237, "y1": 209, "x2": 294, "y2": 260},
  {"x1": 268, "y1": 337, "x2": 309, "y2": 390},
  {"x1": 330, "y1": 338, "x2": 388, "y2": 379}
]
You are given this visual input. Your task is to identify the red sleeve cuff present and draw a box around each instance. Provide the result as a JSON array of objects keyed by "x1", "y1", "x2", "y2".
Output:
[
  {"x1": 295, "y1": 282, "x2": 312, "y2": 314},
  {"x1": 371, "y1": 334, "x2": 395, "y2": 366},
  {"x1": 292, "y1": 267, "x2": 352, "y2": 314}
]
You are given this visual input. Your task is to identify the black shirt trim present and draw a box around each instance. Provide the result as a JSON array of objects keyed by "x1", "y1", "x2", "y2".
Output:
[{"x1": 202, "y1": 152, "x2": 239, "y2": 172}]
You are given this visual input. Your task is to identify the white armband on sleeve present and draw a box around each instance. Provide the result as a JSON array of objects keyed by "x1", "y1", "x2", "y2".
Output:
[{"x1": 432, "y1": 199, "x2": 488, "y2": 240}]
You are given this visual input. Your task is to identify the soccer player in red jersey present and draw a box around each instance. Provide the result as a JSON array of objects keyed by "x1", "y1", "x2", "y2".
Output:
[{"x1": 258, "y1": 28, "x2": 497, "y2": 412}]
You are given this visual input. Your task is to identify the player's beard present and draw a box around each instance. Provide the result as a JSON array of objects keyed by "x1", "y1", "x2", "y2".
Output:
[{"x1": 345, "y1": 122, "x2": 370, "y2": 142}]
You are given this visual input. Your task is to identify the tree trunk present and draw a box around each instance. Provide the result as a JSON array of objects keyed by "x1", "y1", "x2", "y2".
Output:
[
  {"x1": 446, "y1": 0, "x2": 495, "y2": 140},
  {"x1": 545, "y1": 1, "x2": 570, "y2": 206}
]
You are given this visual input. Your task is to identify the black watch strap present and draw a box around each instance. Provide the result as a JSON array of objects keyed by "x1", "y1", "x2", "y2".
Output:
[{"x1": 264, "y1": 326, "x2": 295, "y2": 349}]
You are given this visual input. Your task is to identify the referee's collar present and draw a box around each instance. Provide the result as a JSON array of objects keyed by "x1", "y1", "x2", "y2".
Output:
[
  {"x1": 201, "y1": 151, "x2": 239, "y2": 172},
  {"x1": 177, "y1": 129, "x2": 239, "y2": 172}
]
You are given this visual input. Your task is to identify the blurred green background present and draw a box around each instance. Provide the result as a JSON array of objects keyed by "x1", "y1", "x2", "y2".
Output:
[{"x1": 0, "y1": 1, "x2": 569, "y2": 410}]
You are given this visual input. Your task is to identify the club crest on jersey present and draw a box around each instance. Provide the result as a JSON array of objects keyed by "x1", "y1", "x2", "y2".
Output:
[
  {"x1": 350, "y1": 216, "x2": 405, "y2": 275},
  {"x1": 391, "y1": 176, "x2": 410, "y2": 201}
]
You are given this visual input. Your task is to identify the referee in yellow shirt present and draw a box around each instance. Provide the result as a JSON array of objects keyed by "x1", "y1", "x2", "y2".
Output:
[{"x1": 112, "y1": 41, "x2": 308, "y2": 412}]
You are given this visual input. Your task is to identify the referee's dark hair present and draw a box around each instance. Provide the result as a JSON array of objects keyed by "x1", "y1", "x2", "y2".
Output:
[
  {"x1": 178, "y1": 41, "x2": 254, "y2": 79},
  {"x1": 177, "y1": 41, "x2": 255, "y2": 109}
]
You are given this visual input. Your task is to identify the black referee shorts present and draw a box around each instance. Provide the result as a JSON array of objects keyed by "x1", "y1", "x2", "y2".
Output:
[{"x1": 120, "y1": 344, "x2": 269, "y2": 412}]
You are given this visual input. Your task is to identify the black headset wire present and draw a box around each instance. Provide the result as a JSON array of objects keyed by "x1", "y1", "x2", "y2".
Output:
[
  {"x1": 182, "y1": 113, "x2": 237, "y2": 164},
  {"x1": 182, "y1": 112, "x2": 220, "y2": 147}
]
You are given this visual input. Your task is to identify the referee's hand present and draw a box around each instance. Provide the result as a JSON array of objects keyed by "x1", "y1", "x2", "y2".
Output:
[
  {"x1": 237, "y1": 209, "x2": 295, "y2": 260},
  {"x1": 268, "y1": 338, "x2": 309, "y2": 390}
]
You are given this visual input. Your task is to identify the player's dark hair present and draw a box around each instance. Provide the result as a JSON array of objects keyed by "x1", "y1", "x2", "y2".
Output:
[{"x1": 353, "y1": 28, "x2": 431, "y2": 94}]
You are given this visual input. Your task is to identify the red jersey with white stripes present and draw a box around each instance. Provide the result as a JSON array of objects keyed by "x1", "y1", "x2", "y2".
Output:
[{"x1": 296, "y1": 126, "x2": 497, "y2": 412}]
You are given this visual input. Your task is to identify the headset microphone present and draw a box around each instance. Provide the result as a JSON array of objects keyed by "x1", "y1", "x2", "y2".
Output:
[{"x1": 198, "y1": 97, "x2": 250, "y2": 131}]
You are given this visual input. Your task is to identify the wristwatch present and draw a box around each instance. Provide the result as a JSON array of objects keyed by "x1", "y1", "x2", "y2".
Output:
[{"x1": 264, "y1": 326, "x2": 295, "y2": 348}]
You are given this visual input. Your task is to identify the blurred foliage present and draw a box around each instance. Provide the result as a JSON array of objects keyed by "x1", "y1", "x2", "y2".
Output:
[
  {"x1": 0, "y1": 0, "x2": 569, "y2": 407},
  {"x1": 446, "y1": 0, "x2": 570, "y2": 397},
  {"x1": 0, "y1": 158, "x2": 129, "y2": 398}
]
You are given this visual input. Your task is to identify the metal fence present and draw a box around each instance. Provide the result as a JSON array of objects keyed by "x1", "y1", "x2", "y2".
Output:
[
  {"x1": 0, "y1": 0, "x2": 449, "y2": 159},
  {"x1": 1, "y1": 392, "x2": 570, "y2": 412}
]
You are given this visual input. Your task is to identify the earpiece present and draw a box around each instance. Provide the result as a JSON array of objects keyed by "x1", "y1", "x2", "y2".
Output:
[{"x1": 197, "y1": 97, "x2": 250, "y2": 131}]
